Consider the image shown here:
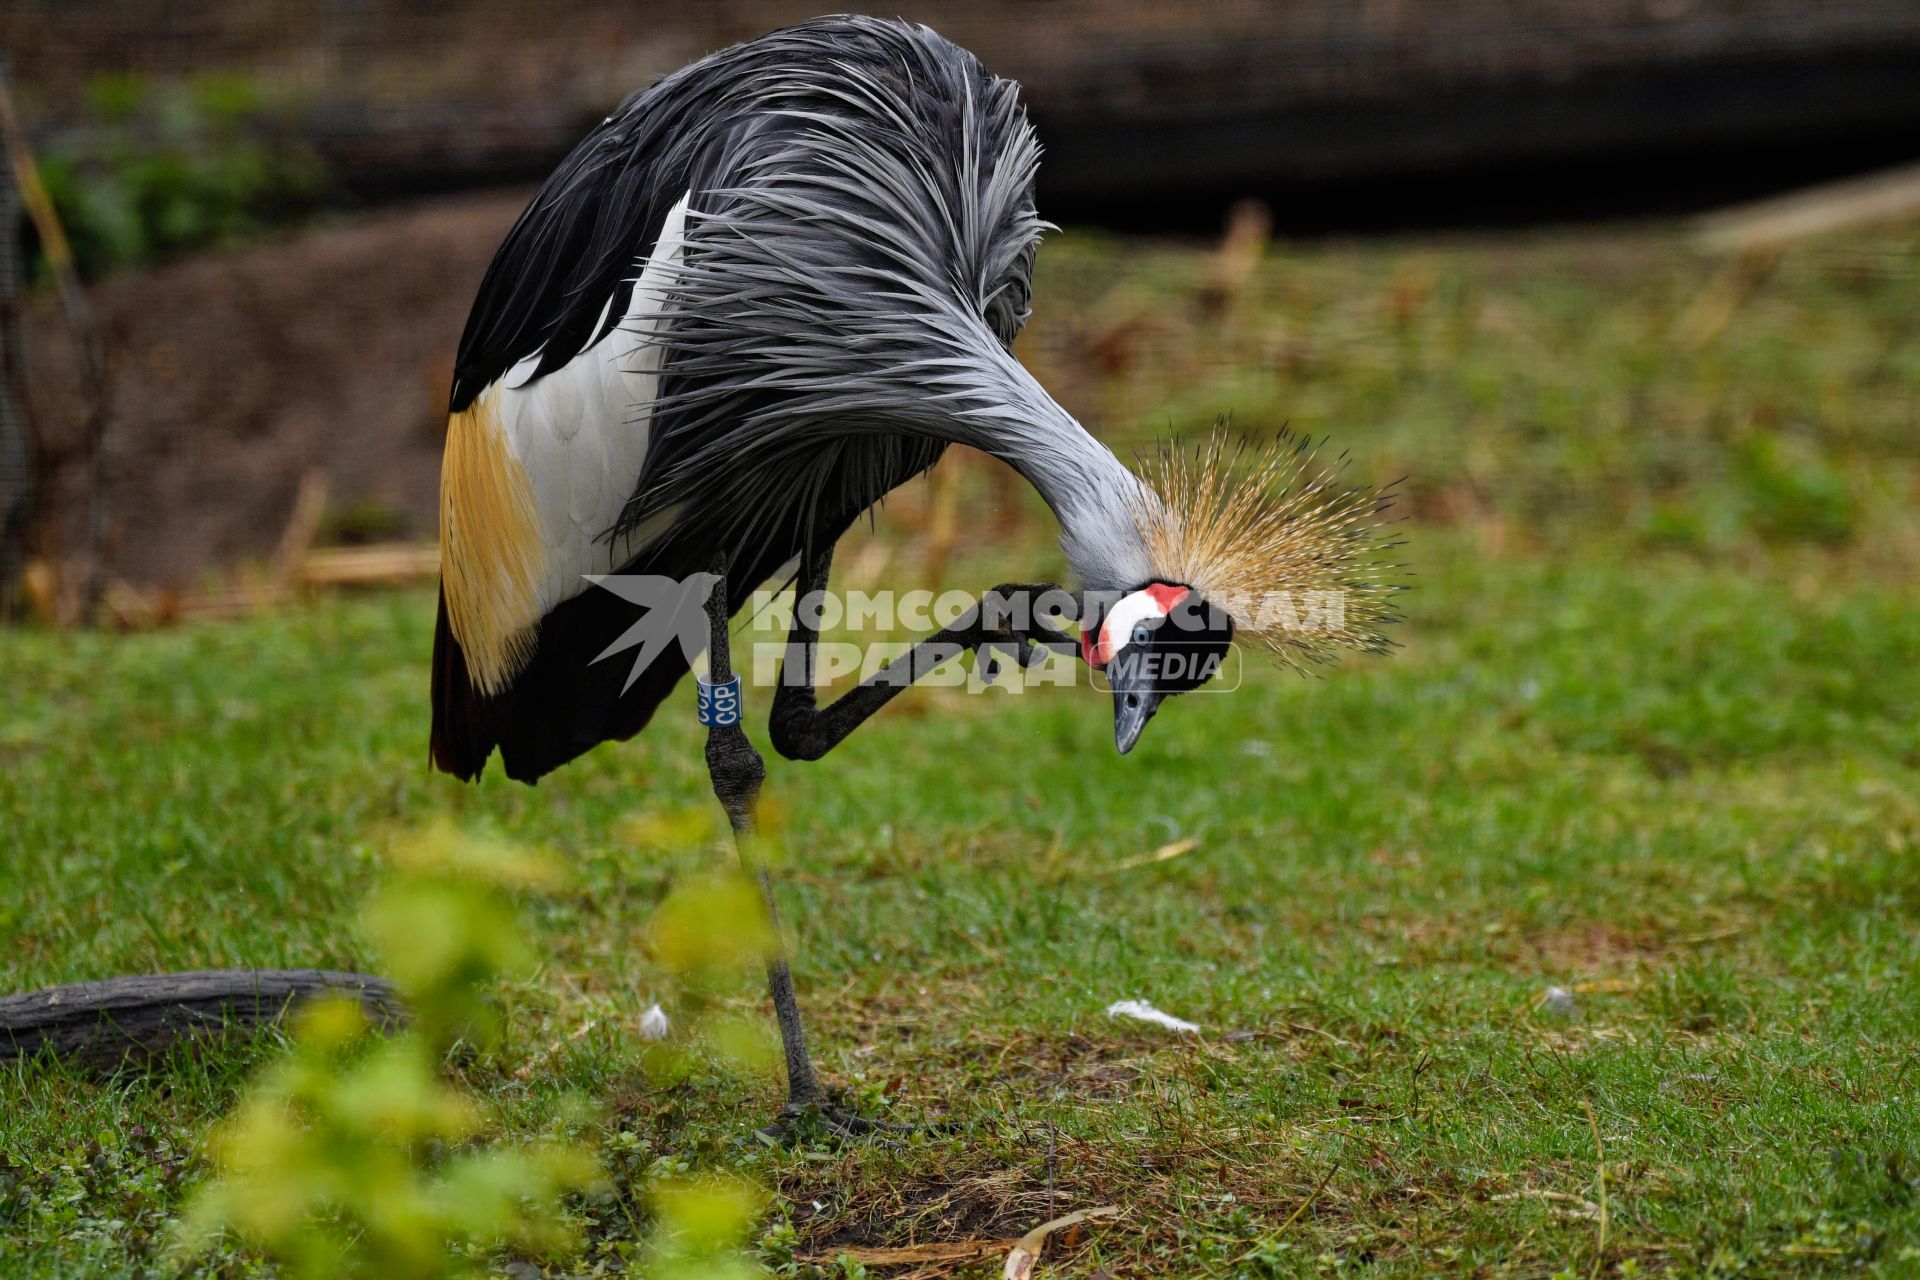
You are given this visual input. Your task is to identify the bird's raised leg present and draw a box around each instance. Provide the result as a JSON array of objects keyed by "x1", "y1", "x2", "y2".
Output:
[
  {"x1": 699, "y1": 553, "x2": 903, "y2": 1141},
  {"x1": 769, "y1": 544, "x2": 1077, "y2": 762}
]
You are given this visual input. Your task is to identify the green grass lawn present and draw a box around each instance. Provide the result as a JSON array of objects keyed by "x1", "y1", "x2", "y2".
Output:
[{"x1": 3, "y1": 218, "x2": 1919, "y2": 1277}]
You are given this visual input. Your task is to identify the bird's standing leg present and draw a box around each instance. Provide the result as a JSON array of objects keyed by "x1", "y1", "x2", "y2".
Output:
[{"x1": 699, "y1": 554, "x2": 900, "y2": 1140}]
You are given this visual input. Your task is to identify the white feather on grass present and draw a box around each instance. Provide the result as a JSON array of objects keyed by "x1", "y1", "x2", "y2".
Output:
[{"x1": 1105, "y1": 999, "x2": 1200, "y2": 1034}]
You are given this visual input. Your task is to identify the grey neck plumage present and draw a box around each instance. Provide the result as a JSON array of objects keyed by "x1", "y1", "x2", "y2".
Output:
[
  {"x1": 946, "y1": 340, "x2": 1156, "y2": 595},
  {"x1": 603, "y1": 17, "x2": 1158, "y2": 595}
]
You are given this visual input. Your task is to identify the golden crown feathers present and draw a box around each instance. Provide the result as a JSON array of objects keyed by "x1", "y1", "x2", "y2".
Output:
[{"x1": 1127, "y1": 428, "x2": 1406, "y2": 673}]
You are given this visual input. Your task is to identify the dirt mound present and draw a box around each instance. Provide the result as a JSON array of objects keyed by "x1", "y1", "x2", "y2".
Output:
[{"x1": 26, "y1": 191, "x2": 527, "y2": 588}]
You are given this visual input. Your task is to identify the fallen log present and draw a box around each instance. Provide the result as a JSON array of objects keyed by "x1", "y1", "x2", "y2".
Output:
[
  {"x1": 78, "y1": 540, "x2": 443, "y2": 629},
  {"x1": 0, "y1": 968, "x2": 403, "y2": 1069},
  {"x1": 295, "y1": 542, "x2": 440, "y2": 589},
  {"x1": 1695, "y1": 159, "x2": 1920, "y2": 251}
]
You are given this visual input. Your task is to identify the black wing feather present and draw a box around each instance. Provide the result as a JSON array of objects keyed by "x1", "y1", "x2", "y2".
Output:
[
  {"x1": 433, "y1": 36, "x2": 807, "y2": 779},
  {"x1": 448, "y1": 72, "x2": 729, "y2": 410},
  {"x1": 433, "y1": 17, "x2": 972, "y2": 781}
]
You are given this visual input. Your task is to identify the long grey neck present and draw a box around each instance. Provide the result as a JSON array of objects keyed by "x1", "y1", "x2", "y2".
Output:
[
  {"x1": 1029, "y1": 428, "x2": 1155, "y2": 594},
  {"x1": 956, "y1": 343, "x2": 1155, "y2": 594}
]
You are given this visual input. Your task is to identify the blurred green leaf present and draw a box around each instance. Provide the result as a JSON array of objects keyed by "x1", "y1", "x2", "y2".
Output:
[
  {"x1": 34, "y1": 77, "x2": 333, "y2": 278},
  {"x1": 171, "y1": 827, "x2": 603, "y2": 1279},
  {"x1": 649, "y1": 872, "x2": 777, "y2": 982}
]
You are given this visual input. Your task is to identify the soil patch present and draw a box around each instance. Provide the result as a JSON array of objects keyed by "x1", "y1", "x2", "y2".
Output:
[{"x1": 24, "y1": 191, "x2": 529, "y2": 587}]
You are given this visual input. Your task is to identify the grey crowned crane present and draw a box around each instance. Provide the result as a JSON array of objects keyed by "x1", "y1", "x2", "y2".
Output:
[{"x1": 431, "y1": 16, "x2": 1398, "y2": 1135}]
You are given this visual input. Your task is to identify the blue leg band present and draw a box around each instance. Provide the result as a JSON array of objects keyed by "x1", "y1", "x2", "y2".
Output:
[{"x1": 696, "y1": 676, "x2": 742, "y2": 727}]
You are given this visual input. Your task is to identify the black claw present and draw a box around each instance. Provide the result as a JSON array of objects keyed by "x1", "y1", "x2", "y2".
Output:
[{"x1": 756, "y1": 1099, "x2": 947, "y2": 1146}]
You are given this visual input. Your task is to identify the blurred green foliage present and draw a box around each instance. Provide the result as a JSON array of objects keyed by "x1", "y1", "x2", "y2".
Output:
[
  {"x1": 636, "y1": 829, "x2": 784, "y2": 1089},
  {"x1": 644, "y1": 1178, "x2": 766, "y2": 1280},
  {"x1": 173, "y1": 1000, "x2": 600, "y2": 1278},
  {"x1": 362, "y1": 822, "x2": 564, "y2": 1049},
  {"x1": 171, "y1": 821, "x2": 600, "y2": 1278},
  {"x1": 35, "y1": 72, "x2": 332, "y2": 278},
  {"x1": 166, "y1": 819, "x2": 776, "y2": 1277}
]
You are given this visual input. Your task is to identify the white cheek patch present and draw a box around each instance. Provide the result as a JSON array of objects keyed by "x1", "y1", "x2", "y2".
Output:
[{"x1": 1085, "y1": 584, "x2": 1189, "y2": 668}]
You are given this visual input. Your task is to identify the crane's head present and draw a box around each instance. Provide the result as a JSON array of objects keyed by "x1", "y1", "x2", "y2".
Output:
[
  {"x1": 1081, "y1": 430, "x2": 1403, "y2": 755},
  {"x1": 1080, "y1": 583, "x2": 1234, "y2": 754}
]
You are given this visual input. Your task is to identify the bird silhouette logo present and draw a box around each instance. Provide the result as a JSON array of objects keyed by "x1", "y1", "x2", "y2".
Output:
[{"x1": 585, "y1": 572, "x2": 722, "y2": 692}]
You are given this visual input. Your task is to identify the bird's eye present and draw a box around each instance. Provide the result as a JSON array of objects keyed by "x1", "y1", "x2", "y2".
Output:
[{"x1": 1132, "y1": 623, "x2": 1152, "y2": 645}]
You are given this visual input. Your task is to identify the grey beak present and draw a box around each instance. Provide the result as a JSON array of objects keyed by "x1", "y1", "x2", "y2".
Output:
[{"x1": 1112, "y1": 681, "x2": 1164, "y2": 755}]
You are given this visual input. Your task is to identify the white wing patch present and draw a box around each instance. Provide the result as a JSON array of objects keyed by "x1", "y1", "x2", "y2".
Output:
[{"x1": 485, "y1": 191, "x2": 693, "y2": 619}]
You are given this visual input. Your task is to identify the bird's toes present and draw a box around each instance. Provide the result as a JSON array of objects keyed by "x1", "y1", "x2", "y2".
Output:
[
  {"x1": 1037, "y1": 614, "x2": 1079, "y2": 647},
  {"x1": 1013, "y1": 616, "x2": 1077, "y2": 666},
  {"x1": 822, "y1": 1108, "x2": 886, "y2": 1137},
  {"x1": 822, "y1": 1106, "x2": 943, "y2": 1142},
  {"x1": 1015, "y1": 631, "x2": 1057, "y2": 667},
  {"x1": 759, "y1": 1099, "x2": 943, "y2": 1146}
]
